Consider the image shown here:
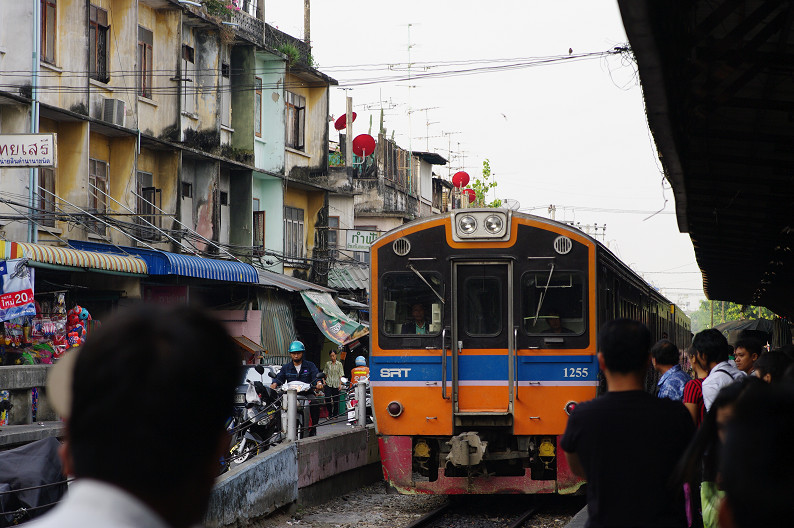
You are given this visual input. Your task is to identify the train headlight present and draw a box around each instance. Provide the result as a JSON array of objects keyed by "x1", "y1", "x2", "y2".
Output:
[
  {"x1": 387, "y1": 401, "x2": 404, "y2": 417},
  {"x1": 458, "y1": 215, "x2": 477, "y2": 234},
  {"x1": 565, "y1": 401, "x2": 578, "y2": 415},
  {"x1": 484, "y1": 214, "x2": 504, "y2": 234}
]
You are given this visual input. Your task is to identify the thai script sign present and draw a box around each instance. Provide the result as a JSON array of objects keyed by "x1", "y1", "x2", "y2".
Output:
[
  {"x1": 346, "y1": 229, "x2": 380, "y2": 252},
  {"x1": 0, "y1": 259, "x2": 36, "y2": 321},
  {"x1": 0, "y1": 134, "x2": 57, "y2": 167}
]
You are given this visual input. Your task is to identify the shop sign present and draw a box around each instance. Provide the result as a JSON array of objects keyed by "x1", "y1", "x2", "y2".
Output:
[
  {"x1": 143, "y1": 284, "x2": 188, "y2": 305},
  {"x1": 0, "y1": 134, "x2": 57, "y2": 167},
  {"x1": 346, "y1": 230, "x2": 380, "y2": 252},
  {"x1": 0, "y1": 259, "x2": 36, "y2": 321}
]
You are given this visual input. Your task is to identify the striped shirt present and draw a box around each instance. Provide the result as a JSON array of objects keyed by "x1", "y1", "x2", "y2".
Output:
[{"x1": 682, "y1": 378, "x2": 704, "y2": 426}]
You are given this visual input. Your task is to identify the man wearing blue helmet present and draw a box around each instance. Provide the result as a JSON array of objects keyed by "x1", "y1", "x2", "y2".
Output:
[{"x1": 271, "y1": 340, "x2": 323, "y2": 436}]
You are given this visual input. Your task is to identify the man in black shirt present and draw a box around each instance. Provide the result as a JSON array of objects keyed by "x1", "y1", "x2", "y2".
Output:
[{"x1": 561, "y1": 319, "x2": 695, "y2": 527}]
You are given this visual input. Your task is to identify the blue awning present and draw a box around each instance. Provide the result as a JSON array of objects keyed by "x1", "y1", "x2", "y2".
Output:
[{"x1": 68, "y1": 240, "x2": 259, "y2": 283}]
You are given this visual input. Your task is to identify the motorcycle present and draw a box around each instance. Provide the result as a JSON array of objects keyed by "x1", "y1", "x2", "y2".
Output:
[
  {"x1": 271, "y1": 372, "x2": 326, "y2": 439},
  {"x1": 343, "y1": 376, "x2": 373, "y2": 426},
  {"x1": 226, "y1": 365, "x2": 282, "y2": 470}
]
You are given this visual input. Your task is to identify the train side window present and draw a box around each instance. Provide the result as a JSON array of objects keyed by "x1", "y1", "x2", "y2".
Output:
[
  {"x1": 522, "y1": 271, "x2": 585, "y2": 335},
  {"x1": 381, "y1": 272, "x2": 443, "y2": 337}
]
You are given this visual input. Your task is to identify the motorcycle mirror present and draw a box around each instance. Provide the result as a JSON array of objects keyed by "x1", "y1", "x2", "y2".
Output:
[
  {"x1": 255, "y1": 365, "x2": 265, "y2": 375},
  {"x1": 268, "y1": 372, "x2": 276, "y2": 378}
]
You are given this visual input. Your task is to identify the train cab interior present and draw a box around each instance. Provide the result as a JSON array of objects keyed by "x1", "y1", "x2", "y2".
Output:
[
  {"x1": 522, "y1": 271, "x2": 586, "y2": 336},
  {"x1": 380, "y1": 272, "x2": 444, "y2": 337}
]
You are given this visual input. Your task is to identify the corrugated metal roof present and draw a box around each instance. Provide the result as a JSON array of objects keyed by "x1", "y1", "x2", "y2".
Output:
[
  {"x1": 257, "y1": 269, "x2": 335, "y2": 293},
  {"x1": 328, "y1": 265, "x2": 369, "y2": 292}
]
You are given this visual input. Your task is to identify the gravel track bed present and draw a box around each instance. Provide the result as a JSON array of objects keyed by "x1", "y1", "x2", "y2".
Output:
[{"x1": 247, "y1": 483, "x2": 584, "y2": 528}]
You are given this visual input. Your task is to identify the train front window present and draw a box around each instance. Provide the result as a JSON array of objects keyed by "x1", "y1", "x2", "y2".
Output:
[
  {"x1": 522, "y1": 272, "x2": 585, "y2": 335},
  {"x1": 462, "y1": 275, "x2": 502, "y2": 337},
  {"x1": 381, "y1": 272, "x2": 443, "y2": 336}
]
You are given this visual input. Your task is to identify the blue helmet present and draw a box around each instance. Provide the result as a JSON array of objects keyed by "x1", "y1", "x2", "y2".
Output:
[
  {"x1": 355, "y1": 355, "x2": 366, "y2": 366},
  {"x1": 289, "y1": 340, "x2": 305, "y2": 353}
]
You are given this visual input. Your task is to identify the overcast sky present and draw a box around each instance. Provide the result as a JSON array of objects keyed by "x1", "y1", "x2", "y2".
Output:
[{"x1": 265, "y1": 0, "x2": 706, "y2": 312}]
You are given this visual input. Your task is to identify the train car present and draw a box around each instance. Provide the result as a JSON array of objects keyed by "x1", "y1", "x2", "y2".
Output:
[{"x1": 369, "y1": 208, "x2": 690, "y2": 495}]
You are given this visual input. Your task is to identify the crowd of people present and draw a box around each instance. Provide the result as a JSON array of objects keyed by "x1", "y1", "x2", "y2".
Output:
[{"x1": 563, "y1": 320, "x2": 794, "y2": 528}]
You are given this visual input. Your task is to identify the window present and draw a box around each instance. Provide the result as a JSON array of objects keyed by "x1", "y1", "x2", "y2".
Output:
[
  {"x1": 463, "y1": 275, "x2": 502, "y2": 337},
  {"x1": 328, "y1": 216, "x2": 339, "y2": 258},
  {"x1": 181, "y1": 181, "x2": 192, "y2": 198},
  {"x1": 137, "y1": 26, "x2": 153, "y2": 98},
  {"x1": 41, "y1": 0, "x2": 57, "y2": 64},
  {"x1": 522, "y1": 272, "x2": 586, "y2": 335},
  {"x1": 89, "y1": 5, "x2": 108, "y2": 82},
  {"x1": 254, "y1": 77, "x2": 262, "y2": 138},
  {"x1": 38, "y1": 168, "x2": 56, "y2": 227},
  {"x1": 381, "y1": 272, "x2": 443, "y2": 336},
  {"x1": 354, "y1": 251, "x2": 370, "y2": 264},
  {"x1": 253, "y1": 210, "x2": 265, "y2": 254},
  {"x1": 219, "y1": 191, "x2": 228, "y2": 206},
  {"x1": 88, "y1": 158, "x2": 108, "y2": 235},
  {"x1": 220, "y1": 59, "x2": 230, "y2": 126},
  {"x1": 283, "y1": 206, "x2": 304, "y2": 260},
  {"x1": 136, "y1": 171, "x2": 161, "y2": 240},
  {"x1": 285, "y1": 91, "x2": 305, "y2": 150},
  {"x1": 181, "y1": 44, "x2": 195, "y2": 114}
]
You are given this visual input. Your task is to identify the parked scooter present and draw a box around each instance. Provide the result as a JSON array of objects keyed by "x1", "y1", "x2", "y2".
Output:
[{"x1": 226, "y1": 365, "x2": 282, "y2": 469}]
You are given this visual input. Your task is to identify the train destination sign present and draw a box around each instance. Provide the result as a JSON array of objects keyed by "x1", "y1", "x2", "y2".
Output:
[
  {"x1": 0, "y1": 134, "x2": 57, "y2": 167},
  {"x1": 346, "y1": 229, "x2": 380, "y2": 252}
]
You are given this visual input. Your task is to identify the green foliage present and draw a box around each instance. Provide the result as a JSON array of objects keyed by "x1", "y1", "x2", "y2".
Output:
[
  {"x1": 469, "y1": 158, "x2": 502, "y2": 208},
  {"x1": 203, "y1": 0, "x2": 233, "y2": 19},
  {"x1": 277, "y1": 43, "x2": 301, "y2": 66},
  {"x1": 689, "y1": 299, "x2": 776, "y2": 333}
]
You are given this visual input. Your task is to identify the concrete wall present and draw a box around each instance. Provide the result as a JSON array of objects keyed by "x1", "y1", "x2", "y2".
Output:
[
  {"x1": 255, "y1": 53, "x2": 286, "y2": 174},
  {"x1": 206, "y1": 442, "x2": 298, "y2": 528},
  {"x1": 205, "y1": 425, "x2": 381, "y2": 527}
]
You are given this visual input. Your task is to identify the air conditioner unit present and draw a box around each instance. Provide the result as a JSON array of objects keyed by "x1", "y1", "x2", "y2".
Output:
[{"x1": 102, "y1": 98, "x2": 126, "y2": 127}]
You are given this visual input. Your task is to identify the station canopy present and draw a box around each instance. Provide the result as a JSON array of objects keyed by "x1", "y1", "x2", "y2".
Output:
[{"x1": 619, "y1": 1, "x2": 794, "y2": 319}]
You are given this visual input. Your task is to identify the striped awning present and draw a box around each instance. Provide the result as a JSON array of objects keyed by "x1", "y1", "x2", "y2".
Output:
[
  {"x1": 0, "y1": 241, "x2": 147, "y2": 275},
  {"x1": 67, "y1": 240, "x2": 258, "y2": 283}
]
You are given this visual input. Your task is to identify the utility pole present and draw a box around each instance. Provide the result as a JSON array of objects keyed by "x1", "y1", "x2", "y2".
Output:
[
  {"x1": 345, "y1": 95, "x2": 353, "y2": 168},
  {"x1": 443, "y1": 131, "x2": 460, "y2": 178},
  {"x1": 303, "y1": 0, "x2": 310, "y2": 48},
  {"x1": 407, "y1": 24, "x2": 414, "y2": 194}
]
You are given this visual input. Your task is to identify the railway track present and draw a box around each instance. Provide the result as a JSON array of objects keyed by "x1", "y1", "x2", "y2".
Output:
[{"x1": 404, "y1": 496, "x2": 553, "y2": 528}]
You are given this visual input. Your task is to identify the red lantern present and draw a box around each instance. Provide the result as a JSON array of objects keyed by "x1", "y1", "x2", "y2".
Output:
[
  {"x1": 334, "y1": 112, "x2": 357, "y2": 131},
  {"x1": 452, "y1": 171, "x2": 470, "y2": 188},
  {"x1": 352, "y1": 134, "x2": 376, "y2": 157},
  {"x1": 462, "y1": 188, "x2": 476, "y2": 203}
]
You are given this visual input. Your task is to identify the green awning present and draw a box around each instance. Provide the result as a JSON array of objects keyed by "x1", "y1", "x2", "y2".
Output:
[{"x1": 300, "y1": 291, "x2": 369, "y2": 345}]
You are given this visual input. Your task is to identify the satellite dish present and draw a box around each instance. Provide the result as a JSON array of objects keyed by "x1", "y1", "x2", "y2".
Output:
[
  {"x1": 462, "y1": 188, "x2": 476, "y2": 203},
  {"x1": 334, "y1": 112, "x2": 357, "y2": 131},
  {"x1": 452, "y1": 171, "x2": 470, "y2": 188},
  {"x1": 352, "y1": 134, "x2": 376, "y2": 157},
  {"x1": 504, "y1": 198, "x2": 520, "y2": 210}
]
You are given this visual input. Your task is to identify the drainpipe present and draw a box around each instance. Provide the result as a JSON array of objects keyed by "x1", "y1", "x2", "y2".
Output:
[{"x1": 29, "y1": 0, "x2": 41, "y2": 243}]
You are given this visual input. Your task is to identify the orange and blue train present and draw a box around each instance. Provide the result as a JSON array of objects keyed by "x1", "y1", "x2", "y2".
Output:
[{"x1": 369, "y1": 208, "x2": 690, "y2": 494}]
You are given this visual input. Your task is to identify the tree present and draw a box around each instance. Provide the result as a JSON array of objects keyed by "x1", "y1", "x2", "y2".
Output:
[
  {"x1": 689, "y1": 299, "x2": 777, "y2": 333},
  {"x1": 470, "y1": 159, "x2": 502, "y2": 208}
]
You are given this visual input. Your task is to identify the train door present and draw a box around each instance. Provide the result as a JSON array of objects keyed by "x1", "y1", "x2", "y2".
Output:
[{"x1": 451, "y1": 260, "x2": 514, "y2": 417}]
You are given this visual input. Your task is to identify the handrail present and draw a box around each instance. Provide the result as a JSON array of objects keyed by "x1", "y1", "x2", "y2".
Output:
[{"x1": 441, "y1": 327, "x2": 449, "y2": 399}]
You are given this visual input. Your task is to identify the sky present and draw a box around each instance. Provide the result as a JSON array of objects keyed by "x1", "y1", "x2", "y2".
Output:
[{"x1": 265, "y1": 0, "x2": 706, "y2": 312}]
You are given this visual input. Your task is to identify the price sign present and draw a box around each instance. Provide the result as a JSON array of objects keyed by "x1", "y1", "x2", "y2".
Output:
[{"x1": 0, "y1": 259, "x2": 36, "y2": 321}]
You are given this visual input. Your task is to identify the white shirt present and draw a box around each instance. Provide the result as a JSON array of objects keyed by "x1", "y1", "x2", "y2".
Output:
[
  {"x1": 27, "y1": 479, "x2": 171, "y2": 528},
  {"x1": 702, "y1": 360, "x2": 746, "y2": 412}
]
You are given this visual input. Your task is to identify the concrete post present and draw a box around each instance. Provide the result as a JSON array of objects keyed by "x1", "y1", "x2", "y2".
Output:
[
  {"x1": 355, "y1": 381, "x2": 366, "y2": 426},
  {"x1": 286, "y1": 388, "x2": 298, "y2": 441}
]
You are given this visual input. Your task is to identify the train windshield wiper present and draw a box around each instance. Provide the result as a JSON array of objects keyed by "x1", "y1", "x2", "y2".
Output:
[
  {"x1": 532, "y1": 263, "x2": 555, "y2": 326},
  {"x1": 407, "y1": 263, "x2": 445, "y2": 304}
]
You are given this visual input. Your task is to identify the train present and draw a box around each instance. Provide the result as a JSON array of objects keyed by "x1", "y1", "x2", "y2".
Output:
[{"x1": 368, "y1": 208, "x2": 691, "y2": 494}]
